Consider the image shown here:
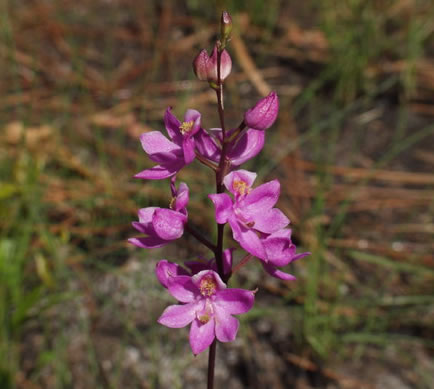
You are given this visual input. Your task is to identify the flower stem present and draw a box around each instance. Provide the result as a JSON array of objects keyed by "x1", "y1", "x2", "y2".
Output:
[
  {"x1": 214, "y1": 45, "x2": 229, "y2": 277},
  {"x1": 207, "y1": 41, "x2": 229, "y2": 389},
  {"x1": 207, "y1": 340, "x2": 217, "y2": 389}
]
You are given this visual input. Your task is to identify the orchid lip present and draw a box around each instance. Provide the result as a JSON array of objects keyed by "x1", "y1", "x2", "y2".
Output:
[{"x1": 197, "y1": 300, "x2": 214, "y2": 324}]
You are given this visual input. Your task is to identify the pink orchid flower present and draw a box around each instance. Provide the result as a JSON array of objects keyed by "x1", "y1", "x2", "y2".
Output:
[
  {"x1": 209, "y1": 170, "x2": 289, "y2": 260},
  {"x1": 135, "y1": 108, "x2": 201, "y2": 180},
  {"x1": 157, "y1": 268, "x2": 254, "y2": 355},
  {"x1": 128, "y1": 182, "x2": 189, "y2": 248},
  {"x1": 260, "y1": 228, "x2": 310, "y2": 280}
]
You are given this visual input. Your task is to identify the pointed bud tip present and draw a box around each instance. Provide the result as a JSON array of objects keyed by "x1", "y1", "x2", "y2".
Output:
[
  {"x1": 221, "y1": 11, "x2": 233, "y2": 43},
  {"x1": 221, "y1": 11, "x2": 232, "y2": 25}
]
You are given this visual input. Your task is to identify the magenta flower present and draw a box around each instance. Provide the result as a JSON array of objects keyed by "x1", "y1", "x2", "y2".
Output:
[
  {"x1": 128, "y1": 182, "x2": 189, "y2": 248},
  {"x1": 244, "y1": 91, "x2": 279, "y2": 130},
  {"x1": 193, "y1": 45, "x2": 232, "y2": 83},
  {"x1": 194, "y1": 127, "x2": 264, "y2": 166},
  {"x1": 135, "y1": 108, "x2": 201, "y2": 180},
  {"x1": 209, "y1": 170, "x2": 289, "y2": 260},
  {"x1": 260, "y1": 228, "x2": 310, "y2": 280},
  {"x1": 157, "y1": 268, "x2": 255, "y2": 355}
]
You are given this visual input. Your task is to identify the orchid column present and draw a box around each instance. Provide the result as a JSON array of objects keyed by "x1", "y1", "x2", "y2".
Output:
[{"x1": 129, "y1": 11, "x2": 309, "y2": 389}]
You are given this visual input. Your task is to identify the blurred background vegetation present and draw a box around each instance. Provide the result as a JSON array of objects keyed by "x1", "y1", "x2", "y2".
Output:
[{"x1": 1, "y1": 0, "x2": 433, "y2": 388}]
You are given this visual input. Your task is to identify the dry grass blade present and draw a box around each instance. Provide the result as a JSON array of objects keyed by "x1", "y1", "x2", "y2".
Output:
[{"x1": 232, "y1": 14, "x2": 271, "y2": 96}]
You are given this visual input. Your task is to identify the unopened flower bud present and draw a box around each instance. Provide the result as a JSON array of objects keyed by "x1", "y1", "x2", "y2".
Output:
[
  {"x1": 221, "y1": 11, "x2": 233, "y2": 43},
  {"x1": 192, "y1": 45, "x2": 232, "y2": 83},
  {"x1": 207, "y1": 45, "x2": 232, "y2": 83},
  {"x1": 244, "y1": 91, "x2": 279, "y2": 130},
  {"x1": 192, "y1": 49, "x2": 210, "y2": 81}
]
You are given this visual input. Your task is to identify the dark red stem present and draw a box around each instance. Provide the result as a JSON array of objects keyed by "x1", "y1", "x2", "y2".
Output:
[{"x1": 207, "y1": 340, "x2": 217, "y2": 389}]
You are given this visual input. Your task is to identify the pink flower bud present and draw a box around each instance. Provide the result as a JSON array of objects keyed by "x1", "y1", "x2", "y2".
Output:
[
  {"x1": 207, "y1": 46, "x2": 232, "y2": 83},
  {"x1": 192, "y1": 46, "x2": 232, "y2": 83},
  {"x1": 244, "y1": 91, "x2": 279, "y2": 130},
  {"x1": 192, "y1": 49, "x2": 210, "y2": 81}
]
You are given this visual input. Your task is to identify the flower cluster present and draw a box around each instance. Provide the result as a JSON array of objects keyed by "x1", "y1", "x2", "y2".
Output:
[{"x1": 129, "y1": 12, "x2": 309, "y2": 357}]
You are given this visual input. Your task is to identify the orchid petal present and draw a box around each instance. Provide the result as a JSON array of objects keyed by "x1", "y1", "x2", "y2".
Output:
[
  {"x1": 140, "y1": 131, "x2": 181, "y2": 163},
  {"x1": 194, "y1": 129, "x2": 220, "y2": 162},
  {"x1": 189, "y1": 317, "x2": 215, "y2": 355},
  {"x1": 152, "y1": 209, "x2": 186, "y2": 240},
  {"x1": 251, "y1": 208, "x2": 289, "y2": 234},
  {"x1": 229, "y1": 129, "x2": 265, "y2": 166},
  {"x1": 223, "y1": 170, "x2": 257, "y2": 197},
  {"x1": 167, "y1": 276, "x2": 199, "y2": 303},
  {"x1": 291, "y1": 252, "x2": 311, "y2": 262},
  {"x1": 138, "y1": 207, "x2": 158, "y2": 223},
  {"x1": 164, "y1": 107, "x2": 182, "y2": 144},
  {"x1": 229, "y1": 217, "x2": 266, "y2": 259},
  {"x1": 184, "y1": 109, "x2": 201, "y2": 135},
  {"x1": 156, "y1": 260, "x2": 189, "y2": 288},
  {"x1": 174, "y1": 182, "x2": 189, "y2": 212},
  {"x1": 158, "y1": 302, "x2": 198, "y2": 328},
  {"x1": 182, "y1": 137, "x2": 196, "y2": 164},
  {"x1": 262, "y1": 262, "x2": 297, "y2": 281},
  {"x1": 134, "y1": 163, "x2": 182, "y2": 180},
  {"x1": 242, "y1": 179, "x2": 280, "y2": 214},
  {"x1": 214, "y1": 306, "x2": 239, "y2": 343},
  {"x1": 222, "y1": 248, "x2": 234, "y2": 276},
  {"x1": 214, "y1": 289, "x2": 255, "y2": 314},
  {"x1": 127, "y1": 236, "x2": 167, "y2": 249},
  {"x1": 132, "y1": 207, "x2": 158, "y2": 234},
  {"x1": 209, "y1": 193, "x2": 233, "y2": 224},
  {"x1": 263, "y1": 236, "x2": 296, "y2": 267},
  {"x1": 262, "y1": 230, "x2": 310, "y2": 266},
  {"x1": 131, "y1": 221, "x2": 154, "y2": 235},
  {"x1": 191, "y1": 270, "x2": 226, "y2": 292}
]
